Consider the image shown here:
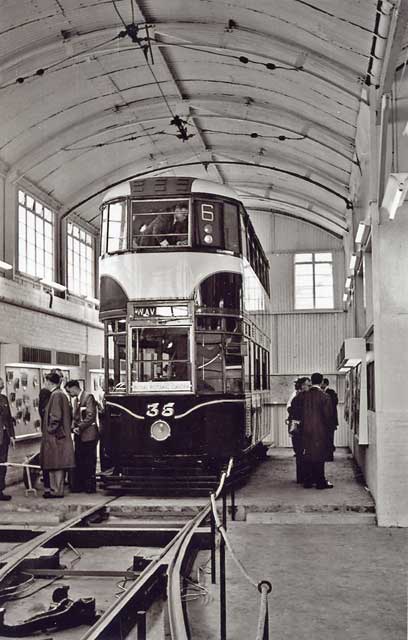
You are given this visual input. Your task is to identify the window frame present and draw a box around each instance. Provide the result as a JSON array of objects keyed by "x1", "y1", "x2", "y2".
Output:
[
  {"x1": 131, "y1": 197, "x2": 191, "y2": 250},
  {"x1": 294, "y1": 251, "x2": 334, "y2": 310},
  {"x1": 66, "y1": 220, "x2": 95, "y2": 298},
  {"x1": 17, "y1": 189, "x2": 55, "y2": 281}
]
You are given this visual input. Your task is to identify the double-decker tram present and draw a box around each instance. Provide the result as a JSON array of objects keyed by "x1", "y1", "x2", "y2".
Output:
[{"x1": 99, "y1": 176, "x2": 272, "y2": 493}]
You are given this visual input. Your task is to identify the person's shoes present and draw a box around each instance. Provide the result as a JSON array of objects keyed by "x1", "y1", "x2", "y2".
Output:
[
  {"x1": 316, "y1": 482, "x2": 334, "y2": 490},
  {"x1": 0, "y1": 492, "x2": 11, "y2": 501}
]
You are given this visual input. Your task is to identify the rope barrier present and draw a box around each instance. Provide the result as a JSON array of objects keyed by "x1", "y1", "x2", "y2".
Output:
[{"x1": 210, "y1": 463, "x2": 272, "y2": 639}]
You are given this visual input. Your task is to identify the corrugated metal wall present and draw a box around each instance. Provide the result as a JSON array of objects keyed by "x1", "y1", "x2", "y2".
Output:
[
  {"x1": 272, "y1": 312, "x2": 346, "y2": 373},
  {"x1": 248, "y1": 212, "x2": 351, "y2": 448}
]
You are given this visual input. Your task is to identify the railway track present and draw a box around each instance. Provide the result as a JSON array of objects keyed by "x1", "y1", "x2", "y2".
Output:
[
  {"x1": 0, "y1": 495, "x2": 213, "y2": 639},
  {"x1": 0, "y1": 498, "x2": 215, "y2": 640}
]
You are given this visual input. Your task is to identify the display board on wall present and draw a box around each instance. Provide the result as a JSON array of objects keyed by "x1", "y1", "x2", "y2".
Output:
[
  {"x1": 269, "y1": 375, "x2": 300, "y2": 404},
  {"x1": 6, "y1": 366, "x2": 70, "y2": 438},
  {"x1": 270, "y1": 374, "x2": 342, "y2": 405}
]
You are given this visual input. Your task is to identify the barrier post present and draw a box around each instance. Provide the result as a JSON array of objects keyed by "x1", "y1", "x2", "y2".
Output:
[
  {"x1": 136, "y1": 610, "x2": 146, "y2": 640},
  {"x1": 210, "y1": 504, "x2": 216, "y2": 584},
  {"x1": 256, "y1": 581, "x2": 272, "y2": 640},
  {"x1": 220, "y1": 490, "x2": 227, "y2": 640},
  {"x1": 230, "y1": 488, "x2": 236, "y2": 521}
]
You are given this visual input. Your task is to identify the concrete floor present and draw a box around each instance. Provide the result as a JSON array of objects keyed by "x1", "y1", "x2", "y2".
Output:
[
  {"x1": 189, "y1": 523, "x2": 407, "y2": 640},
  {"x1": 0, "y1": 448, "x2": 375, "y2": 525},
  {"x1": 0, "y1": 449, "x2": 406, "y2": 639}
]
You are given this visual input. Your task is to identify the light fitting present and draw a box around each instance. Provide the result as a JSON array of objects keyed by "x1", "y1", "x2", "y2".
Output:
[{"x1": 381, "y1": 172, "x2": 408, "y2": 220}]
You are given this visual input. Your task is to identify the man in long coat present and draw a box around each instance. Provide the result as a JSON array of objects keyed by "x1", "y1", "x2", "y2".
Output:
[
  {"x1": 291, "y1": 371, "x2": 334, "y2": 489},
  {"x1": 40, "y1": 372, "x2": 74, "y2": 498},
  {"x1": 0, "y1": 377, "x2": 15, "y2": 500}
]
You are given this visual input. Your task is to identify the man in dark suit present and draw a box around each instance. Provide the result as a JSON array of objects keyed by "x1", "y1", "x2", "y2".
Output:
[
  {"x1": 0, "y1": 377, "x2": 15, "y2": 500},
  {"x1": 321, "y1": 377, "x2": 339, "y2": 461},
  {"x1": 291, "y1": 372, "x2": 334, "y2": 489},
  {"x1": 65, "y1": 380, "x2": 99, "y2": 493}
]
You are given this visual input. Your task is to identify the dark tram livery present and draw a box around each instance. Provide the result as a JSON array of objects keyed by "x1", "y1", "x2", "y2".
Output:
[{"x1": 99, "y1": 177, "x2": 271, "y2": 491}]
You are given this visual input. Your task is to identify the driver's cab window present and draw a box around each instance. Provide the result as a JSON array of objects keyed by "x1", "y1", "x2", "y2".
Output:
[
  {"x1": 130, "y1": 326, "x2": 191, "y2": 391},
  {"x1": 132, "y1": 199, "x2": 190, "y2": 248}
]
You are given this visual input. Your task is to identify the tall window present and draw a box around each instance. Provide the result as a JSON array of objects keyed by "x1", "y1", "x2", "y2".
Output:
[
  {"x1": 67, "y1": 222, "x2": 95, "y2": 297},
  {"x1": 18, "y1": 190, "x2": 54, "y2": 280},
  {"x1": 294, "y1": 252, "x2": 334, "y2": 309}
]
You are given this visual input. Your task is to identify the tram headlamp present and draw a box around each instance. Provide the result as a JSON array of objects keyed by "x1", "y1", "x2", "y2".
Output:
[
  {"x1": 204, "y1": 234, "x2": 213, "y2": 244},
  {"x1": 204, "y1": 224, "x2": 213, "y2": 233},
  {"x1": 150, "y1": 419, "x2": 171, "y2": 442}
]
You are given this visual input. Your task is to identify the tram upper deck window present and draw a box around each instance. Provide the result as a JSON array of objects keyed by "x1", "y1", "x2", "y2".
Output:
[
  {"x1": 130, "y1": 327, "x2": 191, "y2": 391},
  {"x1": 131, "y1": 199, "x2": 190, "y2": 248},
  {"x1": 101, "y1": 201, "x2": 128, "y2": 255}
]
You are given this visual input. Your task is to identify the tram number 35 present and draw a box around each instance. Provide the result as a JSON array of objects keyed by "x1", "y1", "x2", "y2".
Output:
[{"x1": 146, "y1": 402, "x2": 175, "y2": 418}]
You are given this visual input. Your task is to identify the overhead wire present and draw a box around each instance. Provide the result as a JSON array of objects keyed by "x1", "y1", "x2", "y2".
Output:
[
  {"x1": 0, "y1": 33, "x2": 123, "y2": 91},
  {"x1": 155, "y1": 37, "x2": 300, "y2": 72}
]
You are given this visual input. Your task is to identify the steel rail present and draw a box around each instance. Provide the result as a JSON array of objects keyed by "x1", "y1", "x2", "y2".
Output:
[
  {"x1": 81, "y1": 504, "x2": 211, "y2": 640},
  {"x1": 167, "y1": 504, "x2": 211, "y2": 640},
  {"x1": 0, "y1": 497, "x2": 117, "y2": 582}
]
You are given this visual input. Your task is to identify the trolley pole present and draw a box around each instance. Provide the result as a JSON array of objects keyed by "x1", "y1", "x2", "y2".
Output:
[{"x1": 220, "y1": 491, "x2": 228, "y2": 640}]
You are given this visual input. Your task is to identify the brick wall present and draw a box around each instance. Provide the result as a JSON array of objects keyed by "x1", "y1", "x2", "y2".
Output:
[{"x1": 0, "y1": 275, "x2": 104, "y2": 484}]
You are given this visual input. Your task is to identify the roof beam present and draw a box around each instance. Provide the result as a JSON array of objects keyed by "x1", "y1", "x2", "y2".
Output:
[{"x1": 377, "y1": 0, "x2": 408, "y2": 98}]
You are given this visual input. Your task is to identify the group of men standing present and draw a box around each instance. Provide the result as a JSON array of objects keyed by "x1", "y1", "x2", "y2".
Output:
[
  {"x1": 39, "y1": 371, "x2": 99, "y2": 498},
  {"x1": 287, "y1": 372, "x2": 339, "y2": 490}
]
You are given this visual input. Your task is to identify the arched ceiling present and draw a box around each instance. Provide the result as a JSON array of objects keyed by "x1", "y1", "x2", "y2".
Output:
[{"x1": 0, "y1": 0, "x2": 405, "y2": 237}]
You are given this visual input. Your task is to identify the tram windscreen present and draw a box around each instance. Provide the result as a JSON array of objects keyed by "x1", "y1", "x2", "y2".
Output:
[
  {"x1": 131, "y1": 199, "x2": 190, "y2": 248},
  {"x1": 130, "y1": 326, "x2": 191, "y2": 391}
]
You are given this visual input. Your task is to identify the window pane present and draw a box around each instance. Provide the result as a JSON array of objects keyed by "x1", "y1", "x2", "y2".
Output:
[
  {"x1": 295, "y1": 263, "x2": 313, "y2": 276},
  {"x1": 294, "y1": 253, "x2": 312, "y2": 263},
  {"x1": 132, "y1": 199, "x2": 190, "y2": 249},
  {"x1": 131, "y1": 327, "x2": 190, "y2": 391},
  {"x1": 67, "y1": 220, "x2": 95, "y2": 297},
  {"x1": 295, "y1": 251, "x2": 334, "y2": 310},
  {"x1": 17, "y1": 191, "x2": 55, "y2": 280},
  {"x1": 223, "y1": 203, "x2": 240, "y2": 253},
  {"x1": 315, "y1": 296, "x2": 334, "y2": 309},
  {"x1": 108, "y1": 202, "x2": 127, "y2": 252},
  {"x1": 315, "y1": 263, "x2": 332, "y2": 275},
  {"x1": 315, "y1": 252, "x2": 332, "y2": 262}
]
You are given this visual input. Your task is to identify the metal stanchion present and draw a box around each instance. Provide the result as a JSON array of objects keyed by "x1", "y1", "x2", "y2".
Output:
[
  {"x1": 230, "y1": 488, "x2": 236, "y2": 521},
  {"x1": 136, "y1": 610, "x2": 146, "y2": 640},
  {"x1": 210, "y1": 505, "x2": 216, "y2": 584},
  {"x1": 220, "y1": 490, "x2": 227, "y2": 640}
]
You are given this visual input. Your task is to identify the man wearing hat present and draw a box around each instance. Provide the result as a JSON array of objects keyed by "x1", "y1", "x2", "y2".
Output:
[{"x1": 40, "y1": 372, "x2": 74, "y2": 498}]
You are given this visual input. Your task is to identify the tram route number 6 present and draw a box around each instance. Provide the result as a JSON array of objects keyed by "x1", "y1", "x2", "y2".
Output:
[
  {"x1": 146, "y1": 402, "x2": 175, "y2": 418},
  {"x1": 201, "y1": 203, "x2": 214, "y2": 221}
]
